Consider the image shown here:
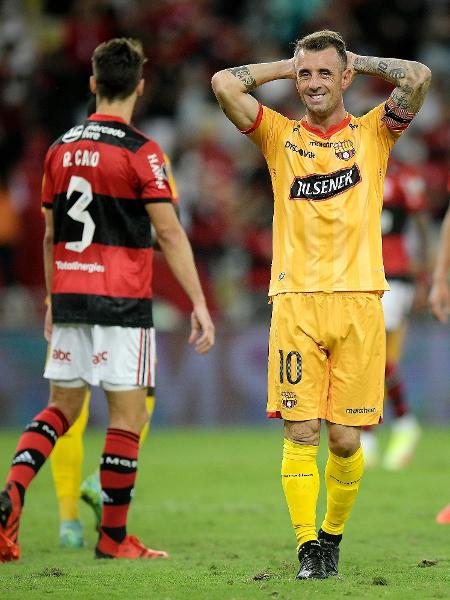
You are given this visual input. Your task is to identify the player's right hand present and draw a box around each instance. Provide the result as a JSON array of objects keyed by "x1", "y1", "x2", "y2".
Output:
[
  {"x1": 286, "y1": 57, "x2": 297, "y2": 80},
  {"x1": 189, "y1": 303, "x2": 215, "y2": 354},
  {"x1": 345, "y1": 51, "x2": 358, "y2": 83},
  {"x1": 428, "y1": 280, "x2": 450, "y2": 323}
]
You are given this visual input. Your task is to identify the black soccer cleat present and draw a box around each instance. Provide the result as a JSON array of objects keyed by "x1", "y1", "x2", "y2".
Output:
[
  {"x1": 296, "y1": 540, "x2": 327, "y2": 580},
  {"x1": 318, "y1": 529, "x2": 341, "y2": 577}
]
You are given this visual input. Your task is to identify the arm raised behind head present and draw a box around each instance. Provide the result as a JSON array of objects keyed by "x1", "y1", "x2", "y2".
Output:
[
  {"x1": 346, "y1": 51, "x2": 431, "y2": 114},
  {"x1": 211, "y1": 59, "x2": 296, "y2": 131}
]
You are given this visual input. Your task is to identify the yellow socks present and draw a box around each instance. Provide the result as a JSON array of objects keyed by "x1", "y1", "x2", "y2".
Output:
[
  {"x1": 321, "y1": 446, "x2": 364, "y2": 536},
  {"x1": 139, "y1": 394, "x2": 155, "y2": 446},
  {"x1": 281, "y1": 439, "x2": 320, "y2": 547},
  {"x1": 50, "y1": 394, "x2": 89, "y2": 521}
]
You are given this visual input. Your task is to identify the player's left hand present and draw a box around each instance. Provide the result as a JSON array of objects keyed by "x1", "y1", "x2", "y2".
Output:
[{"x1": 189, "y1": 303, "x2": 215, "y2": 354}]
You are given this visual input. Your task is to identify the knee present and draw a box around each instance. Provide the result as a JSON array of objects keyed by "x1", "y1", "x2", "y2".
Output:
[
  {"x1": 284, "y1": 419, "x2": 321, "y2": 446},
  {"x1": 48, "y1": 386, "x2": 87, "y2": 427},
  {"x1": 328, "y1": 433, "x2": 360, "y2": 457},
  {"x1": 110, "y1": 405, "x2": 149, "y2": 435},
  {"x1": 327, "y1": 423, "x2": 361, "y2": 457},
  {"x1": 135, "y1": 407, "x2": 150, "y2": 433},
  {"x1": 48, "y1": 400, "x2": 81, "y2": 428},
  {"x1": 126, "y1": 402, "x2": 149, "y2": 433}
]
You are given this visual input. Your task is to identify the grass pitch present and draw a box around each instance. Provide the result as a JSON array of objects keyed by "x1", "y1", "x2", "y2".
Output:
[{"x1": 0, "y1": 425, "x2": 448, "y2": 599}]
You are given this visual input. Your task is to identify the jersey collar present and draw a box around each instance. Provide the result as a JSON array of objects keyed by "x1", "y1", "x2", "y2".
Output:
[
  {"x1": 88, "y1": 113, "x2": 128, "y2": 124},
  {"x1": 300, "y1": 114, "x2": 351, "y2": 139}
]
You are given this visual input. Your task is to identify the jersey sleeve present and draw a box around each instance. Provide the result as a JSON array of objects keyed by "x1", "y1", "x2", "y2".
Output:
[
  {"x1": 134, "y1": 143, "x2": 174, "y2": 204},
  {"x1": 242, "y1": 104, "x2": 289, "y2": 159},
  {"x1": 359, "y1": 102, "x2": 406, "y2": 155}
]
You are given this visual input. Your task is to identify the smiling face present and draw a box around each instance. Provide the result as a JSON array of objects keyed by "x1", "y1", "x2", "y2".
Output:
[{"x1": 294, "y1": 46, "x2": 349, "y2": 118}]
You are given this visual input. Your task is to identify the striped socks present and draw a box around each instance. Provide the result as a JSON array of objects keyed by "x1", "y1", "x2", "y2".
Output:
[
  {"x1": 6, "y1": 406, "x2": 69, "y2": 507},
  {"x1": 100, "y1": 428, "x2": 140, "y2": 543}
]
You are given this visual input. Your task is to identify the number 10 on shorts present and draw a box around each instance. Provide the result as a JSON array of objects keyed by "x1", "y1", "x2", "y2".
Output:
[{"x1": 279, "y1": 349, "x2": 302, "y2": 385}]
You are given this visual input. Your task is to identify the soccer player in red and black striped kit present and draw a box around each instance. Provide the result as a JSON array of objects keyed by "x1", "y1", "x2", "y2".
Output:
[
  {"x1": 360, "y1": 158, "x2": 430, "y2": 469},
  {"x1": 0, "y1": 38, "x2": 215, "y2": 562}
]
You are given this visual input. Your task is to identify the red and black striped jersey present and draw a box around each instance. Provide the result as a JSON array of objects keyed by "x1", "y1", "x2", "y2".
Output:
[
  {"x1": 42, "y1": 113, "x2": 174, "y2": 327},
  {"x1": 381, "y1": 159, "x2": 427, "y2": 278}
]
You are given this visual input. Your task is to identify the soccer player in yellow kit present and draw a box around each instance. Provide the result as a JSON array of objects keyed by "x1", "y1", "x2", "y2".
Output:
[
  {"x1": 50, "y1": 154, "x2": 180, "y2": 548},
  {"x1": 212, "y1": 30, "x2": 431, "y2": 579}
]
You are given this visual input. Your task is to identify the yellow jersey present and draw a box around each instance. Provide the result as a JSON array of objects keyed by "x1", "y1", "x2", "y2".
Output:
[{"x1": 246, "y1": 102, "x2": 403, "y2": 294}]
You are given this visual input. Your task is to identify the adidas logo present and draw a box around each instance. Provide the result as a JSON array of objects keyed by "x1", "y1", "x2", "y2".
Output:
[{"x1": 13, "y1": 450, "x2": 35, "y2": 466}]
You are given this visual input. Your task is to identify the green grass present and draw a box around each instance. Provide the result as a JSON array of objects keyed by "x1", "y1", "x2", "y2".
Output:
[{"x1": 0, "y1": 426, "x2": 449, "y2": 599}]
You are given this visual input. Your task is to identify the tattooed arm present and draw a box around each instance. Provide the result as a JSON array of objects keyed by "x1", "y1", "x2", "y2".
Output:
[
  {"x1": 211, "y1": 60, "x2": 295, "y2": 130},
  {"x1": 346, "y1": 52, "x2": 431, "y2": 119}
]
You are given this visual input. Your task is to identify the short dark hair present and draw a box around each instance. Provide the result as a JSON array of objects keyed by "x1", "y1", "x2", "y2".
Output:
[
  {"x1": 92, "y1": 38, "x2": 146, "y2": 101},
  {"x1": 294, "y1": 30, "x2": 347, "y2": 70}
]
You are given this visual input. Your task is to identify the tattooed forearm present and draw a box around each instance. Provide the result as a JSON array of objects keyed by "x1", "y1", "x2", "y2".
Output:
[
  {"x1": 401, "y1": 84, "x2": 414, "y2": 96},
  {"x1": 391, "y1": 87, "x2": 413, "y2": 110},
  {"x1": 352, "y1": 55, "x2": 431, "y2": 113},
  {"x1": 390, "y1": 88, "x2": 410, "y2": 110},
  {"x1": 227, "y1": 66, "x2": 257, "y2": 92},
  {"x1": 388, "y1": 67, "x2": 406, "y2": 80},
  {"x1": 353, "y1": 56, "x2": 409, "y2": 85},
  {"x1": 377, "y1": 60, "x2": 388, "y2": 74}
]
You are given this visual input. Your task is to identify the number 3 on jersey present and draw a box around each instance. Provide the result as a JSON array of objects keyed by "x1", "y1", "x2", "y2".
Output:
[{"x1": 65, "y1": 175, "x2": 95, "y2": 253}]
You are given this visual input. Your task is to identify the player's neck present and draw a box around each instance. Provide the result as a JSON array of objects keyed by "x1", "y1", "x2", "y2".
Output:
[
  {"x1": 304, "y1": 104, "x2": 347, "y2": 133},
  {"x1": 95, "y1": 97, "x2": 136, "y2": 124}
]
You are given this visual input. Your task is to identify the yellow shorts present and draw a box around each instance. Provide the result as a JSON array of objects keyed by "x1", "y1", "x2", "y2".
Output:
[{"x1": 267, "y1": 292, "x2": 385, "y2": 426}]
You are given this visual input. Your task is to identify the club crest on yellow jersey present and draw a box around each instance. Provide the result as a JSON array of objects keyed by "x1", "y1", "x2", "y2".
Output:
[{"x1": 334, "y1": 140, "x2": 356, "y2": 161}]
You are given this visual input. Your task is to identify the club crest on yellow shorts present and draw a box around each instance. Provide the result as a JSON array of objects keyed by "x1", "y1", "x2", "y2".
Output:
[{"x1": 281, "y1": 391, "x2": 298, "y2": 409}]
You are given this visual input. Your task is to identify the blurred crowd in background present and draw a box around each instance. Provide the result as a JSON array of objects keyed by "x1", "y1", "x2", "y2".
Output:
[{"x1": 0, "y1": 0, "x2": 448, "y2": 329}]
